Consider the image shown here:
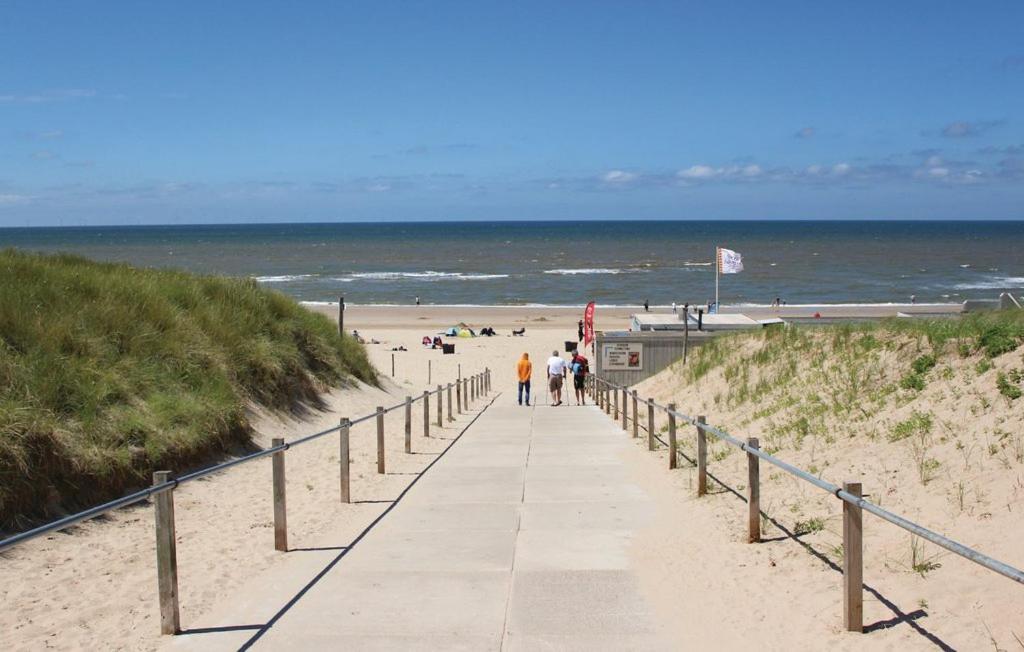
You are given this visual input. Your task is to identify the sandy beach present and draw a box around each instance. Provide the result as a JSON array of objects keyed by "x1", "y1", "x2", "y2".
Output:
[{"x1": 1, "y1": 302, "x2": 1020, "y2": 650}]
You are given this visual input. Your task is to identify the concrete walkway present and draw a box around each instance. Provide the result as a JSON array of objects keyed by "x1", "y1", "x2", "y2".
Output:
[{"x1": 173, "y1": 398, "x2": 670, "y2": 650}]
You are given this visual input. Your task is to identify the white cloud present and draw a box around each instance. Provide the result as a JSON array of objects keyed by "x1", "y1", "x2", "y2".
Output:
[
  {"x1": 602, "y1": 170, "x2": 637, "y2": 183},
  {"x1": 0, "y1": 193, "x2": 30, "y2": 205},
  {"x1": 742, "y1": 164, "x2": 763, "y2": 177},
  {"x1": 677, "y1": 165, "x2": 719, "y2": 179},
  {"x1": 832, "y1": 163, "x2": 851, "y2": 176},
  {"x1": 0, "y1": 89, "x2": 97, "y2": 104}
]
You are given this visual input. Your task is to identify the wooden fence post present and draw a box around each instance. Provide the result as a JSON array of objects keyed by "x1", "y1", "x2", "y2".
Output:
[
  {"x1": 339, "y1": 418, "x2": 351, "y2": 503},
  {"x1": 404, "y1": 396, "x2": 412, "y2": 453},
  {"x1": 456, "y1": 380, "x2": 462, "y2": 415},
  {"x1": 423, "y1": 390, "x2": 430, "y2": 437},
  {"x1": 391, "y1": 353, "x2": 395, "y2": 377},
  {"x1": 621, "y1": 388, "x2": 628, "y2": 431},
  {"x1": 447, "y1": 383, "x2": 454, "y2": 421},
  {"x1": 696, "y1": 415, "x2": 708, "y2": 496},
  {"x1": 428, "y1": 359, "x2": 432, "y2": 385},
  {"x1": 437, "y1": 385, "x2": 443, "y2": 427},
  {"x1": 647, "y1": 399, "x2": 655, "y2": 451},
  {"x1": 668, "y1": 404, "x2": 677, "y2": 469},
  {"x1": 843, "y1": 481, "x2": 864, "y2": 633},
  {"x1": 271, "y1": 438, "x2": 288, "y2": 552},
  {"x1": 153, "y1": 471, "x2": 180, "y2": 635},
  {"x1": 464, "y1": 377, "x2": 470, "y2": 407},
  {"x1": 632, "y1": 391, "x2": 639, "y2": 438},
  {"x1": 613, "y1": 385, "x2": 619, "y2": 420},
  {"x1": 747, "y1": 438, "x2": 760, "y2": 543},
  {"x1": 376, "y1": 406, "x2": 386, "y2": 474}
]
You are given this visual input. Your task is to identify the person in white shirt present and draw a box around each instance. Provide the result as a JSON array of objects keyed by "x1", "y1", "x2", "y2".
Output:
[{"x1": 546, "y1": 350, "x2": 567, "y2": 406}]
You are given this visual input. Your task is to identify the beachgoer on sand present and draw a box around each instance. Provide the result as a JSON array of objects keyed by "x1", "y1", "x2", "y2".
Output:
[
  {"x1": 570, "y1": 349, "x2": 589, "y2": 406},
  {"x1": 415, "y1": 296, "x2": 420, "y2": 306},
  {"x1": 644, "y1": 299, "x2": 649, "y2": 312},
  {"x1": 672, "y1": 302, "x2": 676, "y2": 313},
  {"x1": 577, "y1": 319, "x2": 584, "y2": 342},
  {"x1": 547, "y1": 350, "x2": 567, "y2": 406},
  {"x1": 517, "y1": 353, "x2": 532, "y2": 406}
]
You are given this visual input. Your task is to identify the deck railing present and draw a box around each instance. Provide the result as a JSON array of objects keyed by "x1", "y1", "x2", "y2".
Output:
[
  {"x1": 588, "y1": 374, "x2": 1024, "y2": 633},
  {"x1": 0, "y1": 368, "x2": 492, "y2": 635}
]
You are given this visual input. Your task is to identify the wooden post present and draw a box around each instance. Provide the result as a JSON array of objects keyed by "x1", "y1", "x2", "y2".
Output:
[
  {"x1": 747, "y1": 438, "x2": 760, "y2": 543},
  {"x1": 436, "y1": 385, "x2": 443, "y2": 427},
  {"x1": 613, "y1": 384, "x2": 619, "y2": 419},
  {"x1": 647, "y1": 399, "x2": 655, "y2": 451},
  {"x1": 471, "y1": 374, "x2": 476, "y2": 402},
  {"x1": 696, "y1": 415, "x2": 707, "y2": 496},
  {"x1": 428, "y1": 359, "x2": 432, "y2": 385},
  {"x1": 464, "y1": 377, "x2": 470, "y2": 407},
  {"x1": 153, "y1": 471, "x2": 180, "y2": 635},
  {"x1": 272, "y1": 438, "x2": 288, "y2": 552},
  {"x1": 376, "y1": 406, "x2": 385, "y2": 474},
  {"x1": 456, "y1": 379, "x2": 462, "y2": 414},
  {"x1": 632, "y1": 391, "x2": 639, "y2": 438},
  {"x1": 843, "y1": 481, "x2": 864, "y2": 633},
  {"x1": 339, "y1": 418, "x2": 351, "y2": 503},
  {"x1": 404, "y1": 396, "x2": 412, "y2": 454},
  {"x1": 423, "y1": 390, "x2": 430, "y2": 437},
  {"x1": 447, "y1": 383, "x2": 454, "y2": 421},
  {"x1": 391, "y1": 353, "x2": 395, "y2": 378},
  {"x1": 622, "y1": 389, "x2": 628, "y2": 430},
  {"x1": 668, "y1": 403, "x2": 677, "y2": 469},
  {"x1": 338, "y1": 295, "x2": 345, "y2": 337}
]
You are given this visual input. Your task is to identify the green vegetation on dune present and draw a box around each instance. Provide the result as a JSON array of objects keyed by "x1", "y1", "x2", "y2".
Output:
[{"x1": 0, "y1": 250, "x2": 376, "y2": 530}]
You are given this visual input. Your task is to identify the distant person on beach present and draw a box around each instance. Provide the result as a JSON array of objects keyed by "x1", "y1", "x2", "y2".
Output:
[
  {"x1": 415, "y1": 296, "x2": 420, "y2": 306},
  {"x1": 516, "y1": 353, "x2": 532, "y2": 406},
  {"x1": 547, "y1": 350, "x2": 567, "y2": 406},
  {"x1": 570, "y1": 349, "x2": 589, "y2": 406},
  {"x1": 672, "y1": 302, "x2": 677, "y2": 313},
  {"x1": 577, "y1": 319, "x2": 584, "y2": 342},
  {"x1": 644, "y1": 299, "x2": 649, "y2": 312},
  {"x1": 910, "y1": 294, "x2": 916, "y2": 304}
]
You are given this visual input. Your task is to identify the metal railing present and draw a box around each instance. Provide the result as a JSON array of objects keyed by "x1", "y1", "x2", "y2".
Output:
[
  {"x1": 0, "y1": 367, "x2": 493, "y2": 635},
  {"x1": 588, "y1": 374, "x2": 1024, "y2": 633}
]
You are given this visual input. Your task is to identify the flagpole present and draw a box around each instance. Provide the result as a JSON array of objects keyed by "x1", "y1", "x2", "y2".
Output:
[{"x1": 714, "y1": 246, "x2": 719, "y2": 313}]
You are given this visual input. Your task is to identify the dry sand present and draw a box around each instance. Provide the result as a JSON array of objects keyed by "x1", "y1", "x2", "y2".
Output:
[{"x1": 2, "y1": 303, "x2": 1020, "y2": 650}]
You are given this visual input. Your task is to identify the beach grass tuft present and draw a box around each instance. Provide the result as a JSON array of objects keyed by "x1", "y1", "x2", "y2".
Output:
[{"x1": 0, "y1": 250, "x2": 375, "y2": 530}]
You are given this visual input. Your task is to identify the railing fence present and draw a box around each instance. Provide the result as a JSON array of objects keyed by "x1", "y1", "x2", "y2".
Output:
[
  {"x1": 0, "y1": 368, "x2": 493, "y2": 636},
  {"x1": 587, "y1": 374, "x2": 1023, "y2": 634}
]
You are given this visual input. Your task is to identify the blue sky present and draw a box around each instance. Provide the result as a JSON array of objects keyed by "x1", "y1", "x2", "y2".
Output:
[{"x1": 1, "y1": 1, "x2": 1022, "y2": 225}]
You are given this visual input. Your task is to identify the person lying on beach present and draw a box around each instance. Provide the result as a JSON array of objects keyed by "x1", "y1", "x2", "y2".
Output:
[{"x1": 512, "y1": 328, "x2": 526, "y2": 336}]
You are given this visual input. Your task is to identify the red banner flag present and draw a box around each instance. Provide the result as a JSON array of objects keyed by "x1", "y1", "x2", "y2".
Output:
[{"x1": 583, "y1": 301, "x2": 595, "y2": 347}]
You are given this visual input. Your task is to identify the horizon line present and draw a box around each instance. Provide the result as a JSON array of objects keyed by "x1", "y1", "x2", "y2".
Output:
[{"x1": 3, "y1": 216, "x2": 1024, "y2": 230}]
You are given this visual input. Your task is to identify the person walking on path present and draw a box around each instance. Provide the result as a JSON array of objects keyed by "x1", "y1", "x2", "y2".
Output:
[
  {"x1": 547, "y1": 350, "x2": 567, "y2": 406},
  {"x1": 516, "y1": 353, "x2": 532, "y2": 406},
  {"x1": 570, "y1": 349, "x2": 589, "y2": 406}
]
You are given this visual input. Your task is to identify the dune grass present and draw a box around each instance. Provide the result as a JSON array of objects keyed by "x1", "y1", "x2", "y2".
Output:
[{"x1": 0, "y1": 250, "x2": 375, "y2": 530}]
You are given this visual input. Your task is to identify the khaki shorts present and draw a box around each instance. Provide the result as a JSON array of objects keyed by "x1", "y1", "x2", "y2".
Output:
[{"x1": 549, "y1": 375, "x2": 563, "y2": 391}]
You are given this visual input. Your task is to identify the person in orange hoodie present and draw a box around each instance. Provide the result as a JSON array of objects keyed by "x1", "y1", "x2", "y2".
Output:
[{"x1": 516, "y1": 353, "x2": 532, "y2": 406}]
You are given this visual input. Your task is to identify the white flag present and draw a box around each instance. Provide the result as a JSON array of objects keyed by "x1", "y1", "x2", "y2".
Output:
[{"x1": 718, "y1": 247, "x2": 743, "y2": 274}]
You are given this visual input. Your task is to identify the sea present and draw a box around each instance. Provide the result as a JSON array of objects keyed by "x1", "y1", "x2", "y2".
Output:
[{"x1": 2, "y1": 220, "x2": 1023, "y2": 306}]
